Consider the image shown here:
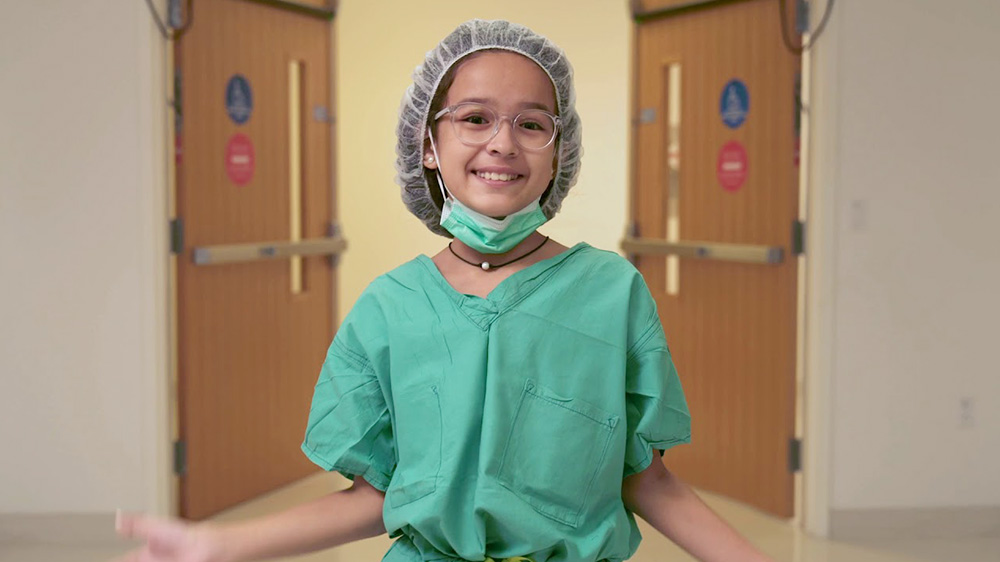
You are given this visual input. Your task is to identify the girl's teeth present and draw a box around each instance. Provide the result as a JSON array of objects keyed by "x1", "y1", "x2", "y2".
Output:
[{"x1": 478, "y1": 172, "x2": 518, "y2": 181}]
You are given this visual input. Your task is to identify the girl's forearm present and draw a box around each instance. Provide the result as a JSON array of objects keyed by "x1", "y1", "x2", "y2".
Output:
[
  {"x1": 212, "y1": 478, "x2": 386, "y2": 562},
  {"x1": 623, "y1": 462, "x2": 771, "y2": 562}
]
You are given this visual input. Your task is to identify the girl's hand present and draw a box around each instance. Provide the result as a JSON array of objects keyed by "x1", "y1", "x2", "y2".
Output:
[
  {"x1": 112, "y1": 478, "x2": 387, "y2": 562},
  {"x1": 623, "y1": 461, "x2": 774, "y2": 562},
  {"x1": 114, "y1": 511, "x2": 227, "y2": 562}
]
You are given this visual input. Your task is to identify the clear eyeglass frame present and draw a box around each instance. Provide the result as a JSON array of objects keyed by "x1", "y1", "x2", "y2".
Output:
[{"x1": 433, "y1": 102, "x2": 561, "y2": 151}]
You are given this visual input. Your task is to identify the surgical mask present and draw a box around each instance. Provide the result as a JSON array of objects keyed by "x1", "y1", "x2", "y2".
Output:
[
  {"x1": 428, "y1": 131, "x2": 549, "y2": 254},
  {"x1": 440, "y1": 196, "x2": 548, "y2": 254}
]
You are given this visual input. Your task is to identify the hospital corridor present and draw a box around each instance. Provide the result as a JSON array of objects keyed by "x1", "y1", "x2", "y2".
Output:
[{"x1": 2, "y1": 1, "x2": 998, "y2": 562}]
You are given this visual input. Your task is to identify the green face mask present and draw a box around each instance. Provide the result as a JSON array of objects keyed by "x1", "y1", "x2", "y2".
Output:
[{"x1": 440, "y1": 195, "x2": 548, "y2": 254}]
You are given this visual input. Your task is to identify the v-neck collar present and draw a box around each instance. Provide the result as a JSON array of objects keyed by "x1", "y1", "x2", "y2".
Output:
[{"x1": 416, "y1": 242, "x2": 590, "y2": 310}]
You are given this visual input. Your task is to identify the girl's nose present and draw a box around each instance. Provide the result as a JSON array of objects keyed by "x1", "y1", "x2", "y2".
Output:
[{"x1": 486, "y1": 120, "x2": 519, "y2": 157}]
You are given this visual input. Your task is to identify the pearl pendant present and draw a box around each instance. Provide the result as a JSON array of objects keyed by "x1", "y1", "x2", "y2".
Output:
[{"x1": 481, "y1": 262, "x2": 491, "y2": 270}]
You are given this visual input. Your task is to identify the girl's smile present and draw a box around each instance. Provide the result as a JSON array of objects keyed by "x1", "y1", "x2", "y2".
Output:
[{"x1": 473, "y1": 166, "x2": 525, "y2": 187}]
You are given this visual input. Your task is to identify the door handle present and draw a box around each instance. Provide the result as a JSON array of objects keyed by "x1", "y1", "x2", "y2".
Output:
[
  {"x1": 192, "y1": 236, "x2": 347, "y2": 266},
  {"x1": 621, "y1": 236, "x2": 783, "y2": 265}
]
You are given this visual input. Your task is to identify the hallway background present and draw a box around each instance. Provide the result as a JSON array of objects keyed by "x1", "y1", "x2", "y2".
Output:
[{"x1": 1, "y1": 0, "x2": 997, "y2": 544}]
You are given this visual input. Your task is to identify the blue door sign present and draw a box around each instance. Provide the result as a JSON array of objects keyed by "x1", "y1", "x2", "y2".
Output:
[
  {"x1": 720, "y1": 79, "x2": 749, "y2": 129},
  {"x1": 226, "y1": 74, "x2": 253, "y2": 125}
]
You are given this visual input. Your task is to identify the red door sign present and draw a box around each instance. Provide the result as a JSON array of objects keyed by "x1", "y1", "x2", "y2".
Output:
[
  {"x1": 717, "y1": 140, "x2": 748, "y2": 192},
  {"x1": 225, "y1": 133, "x2": 255, "y2": 186}
]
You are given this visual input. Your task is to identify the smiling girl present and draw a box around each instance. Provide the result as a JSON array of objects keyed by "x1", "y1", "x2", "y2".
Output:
[{"x1": 116, "y1": 20, "x2": 772, "y2": 562}]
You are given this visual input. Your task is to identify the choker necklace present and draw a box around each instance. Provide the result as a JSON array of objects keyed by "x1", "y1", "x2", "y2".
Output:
[{"x1": 449, "y1": 236, "x2": 550, "y2": 271}]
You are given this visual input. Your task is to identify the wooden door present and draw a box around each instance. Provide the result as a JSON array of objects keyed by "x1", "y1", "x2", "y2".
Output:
[
  {"x1": 628, "y1": 0, "x2": 800, "y2": 517},
  {"x1": 174, "y1": 0, "x2": 338, "y2": 519}
]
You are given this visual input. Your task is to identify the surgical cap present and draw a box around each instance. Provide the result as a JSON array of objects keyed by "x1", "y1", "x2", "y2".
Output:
[{"x1": 395, "y1": 19, "x2": 582, "y2": 237}]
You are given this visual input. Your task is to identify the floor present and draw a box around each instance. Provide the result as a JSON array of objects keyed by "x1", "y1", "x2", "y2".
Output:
[{"x1": 2, "y1": 472, "x2": 997, "y2": 562}]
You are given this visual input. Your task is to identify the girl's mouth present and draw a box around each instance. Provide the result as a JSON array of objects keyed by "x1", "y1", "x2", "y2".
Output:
[{"x1": 476, "y1": 171, "x2": 522, "y2": 182}]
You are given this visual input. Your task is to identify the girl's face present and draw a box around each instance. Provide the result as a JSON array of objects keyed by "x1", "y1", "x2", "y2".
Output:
[{"x1": 425, "y1": 51, "x2": 558, "y2": 219}]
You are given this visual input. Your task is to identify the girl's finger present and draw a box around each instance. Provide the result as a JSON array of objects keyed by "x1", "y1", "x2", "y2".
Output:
[
  {"x1": 117, "y1": 512, "x2": 185, "y2": 545},
  {"x1": 108, "y1": 547, "x2": 142, "y2": 562},
  {"x1": 115, "y1": 510, "x2": 136, "y2": 538}
]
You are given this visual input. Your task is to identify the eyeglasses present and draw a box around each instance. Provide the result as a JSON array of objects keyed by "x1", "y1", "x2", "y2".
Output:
[{"x1": 433, "y1": 102, "x2": 561, "y2": 151}]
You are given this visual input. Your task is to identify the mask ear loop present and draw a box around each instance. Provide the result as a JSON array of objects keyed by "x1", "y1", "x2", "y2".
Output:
[{"x1": 427, "y1": 128, "x2": 450, "y2": 204}]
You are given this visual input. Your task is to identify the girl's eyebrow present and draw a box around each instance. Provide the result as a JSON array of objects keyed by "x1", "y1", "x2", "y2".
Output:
[{"x1": 456, "y1": 97, "x2": 554, "y2": 112}]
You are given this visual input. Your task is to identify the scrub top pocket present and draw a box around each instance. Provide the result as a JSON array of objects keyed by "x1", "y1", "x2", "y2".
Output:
[{"x1": 497, "y1": 379, "x2": 619, "y2": 528}]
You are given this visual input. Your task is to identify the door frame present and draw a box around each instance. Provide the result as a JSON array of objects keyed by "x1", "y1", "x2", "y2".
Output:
[
  {"x1": 628, "y1": 0, "x2": 837, "y2": 536},
  {"x1": 800, "y1": 0, "x2": 840, "y2": 538},
  {"x1": 143, "y1": 0, "x2": 177, "y2": 519}
]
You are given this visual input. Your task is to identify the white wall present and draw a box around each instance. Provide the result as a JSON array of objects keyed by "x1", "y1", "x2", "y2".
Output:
[
  {"x1": 813, "y1": 0, "x2": 1000, "y2": 511},
  {"x1": 0, "y1": 1, "x2": 168, "y2": 515}
]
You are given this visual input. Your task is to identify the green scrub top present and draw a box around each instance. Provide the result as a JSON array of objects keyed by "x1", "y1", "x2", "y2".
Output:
[{"x1": 302, "y1": 243, "x2": 690, "y2": 562}]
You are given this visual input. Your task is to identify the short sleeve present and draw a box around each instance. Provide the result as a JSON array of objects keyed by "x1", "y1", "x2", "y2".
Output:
[
  {"x1": 622, "y1": 315, "x2": 692, "y2": 478},
  {"x1": 301, "y1": 335, "x2": 395, "y2": 491}
]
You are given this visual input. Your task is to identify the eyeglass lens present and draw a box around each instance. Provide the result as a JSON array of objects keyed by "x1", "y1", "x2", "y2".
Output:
[{"x1": 449, "y1": 104, "x2": 557, "y2": 150}]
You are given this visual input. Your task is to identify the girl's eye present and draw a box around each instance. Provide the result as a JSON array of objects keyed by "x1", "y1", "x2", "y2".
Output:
[
  {"x1": 455, "y1": 107, "x2": 493, "y2": 126},
  {"x1": 520, "y1": 120, "x2": 545, "y2": 131},
  {"x1": 463, "y1": 114, "x2": 490, "y2": 125}
]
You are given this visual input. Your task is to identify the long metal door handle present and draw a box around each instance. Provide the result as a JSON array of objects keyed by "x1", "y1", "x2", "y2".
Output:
[
  {"x1": 193, "y1": 236, "x2": 347, "y2": 266},
  {"x1": 621, "y1": 236, "x2": 783, "y2": 265}
]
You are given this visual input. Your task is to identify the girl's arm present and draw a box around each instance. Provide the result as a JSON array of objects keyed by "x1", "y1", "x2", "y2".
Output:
[
  {"x1": 622, "y1": 456, "x2": 773, "y2": 562},
  {"x1": 116, "y1": 476, "x2": 386, "y2": 562}
]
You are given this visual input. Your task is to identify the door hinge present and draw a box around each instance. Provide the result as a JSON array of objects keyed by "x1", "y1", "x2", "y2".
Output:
[
  {"x1": 792, "y1": 220, "x2": 805, "y2": 255},
  {"x1": 173, "y1": 440, "x2": 187, "y2": 476},
  {"x1": 624, "y1": 222, "x2": 640, "y2": 266},
  {"x1": 170, "y1": 218, "x2": 184, "y2": 255},
  {"x1": 167, "y1": 0, "x2": 184, "y2": 28},
  {"x1": 312, "y1": 105, "x2": 335, "y2": 124},
  {"x1": 789, "y1": 437, "x2": 802, "y2": 473},
  {"x1": 326, "y1": 221, "x2": 342, "y2": 267},
  {"x1": 795, "y1": 0, "x2": 810, "y2": 34}
]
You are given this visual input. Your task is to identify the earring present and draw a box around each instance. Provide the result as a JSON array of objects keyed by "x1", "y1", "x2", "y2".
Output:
[{"x1": 425, "y1": 155, "x2": 435, "y2": 164}]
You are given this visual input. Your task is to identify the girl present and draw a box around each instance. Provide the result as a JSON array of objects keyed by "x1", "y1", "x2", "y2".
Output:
[{"x1": 117, "y1": 20, "x2": 772, "y2": 562}]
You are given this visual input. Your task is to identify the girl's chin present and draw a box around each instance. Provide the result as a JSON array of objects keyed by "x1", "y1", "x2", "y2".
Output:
[
  {"x1": 467, "y1": 205, "x2": 515, "y2": 219},
  {"x1": 467, "y1": 195, "x2": 539, "y2": 215},
  {"x1": 457, "y1": 193, "x2": 521, "y2": 214}
]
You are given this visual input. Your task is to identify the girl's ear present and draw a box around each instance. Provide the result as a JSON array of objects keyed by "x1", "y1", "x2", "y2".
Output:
[{"x1": 423, "y1": 147, "x2": 439, "y2": 170}]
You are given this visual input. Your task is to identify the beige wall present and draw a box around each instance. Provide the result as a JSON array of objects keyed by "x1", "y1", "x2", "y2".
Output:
[{"x1": 335, "y1": 0, "x2": 632, "y2": 318}]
